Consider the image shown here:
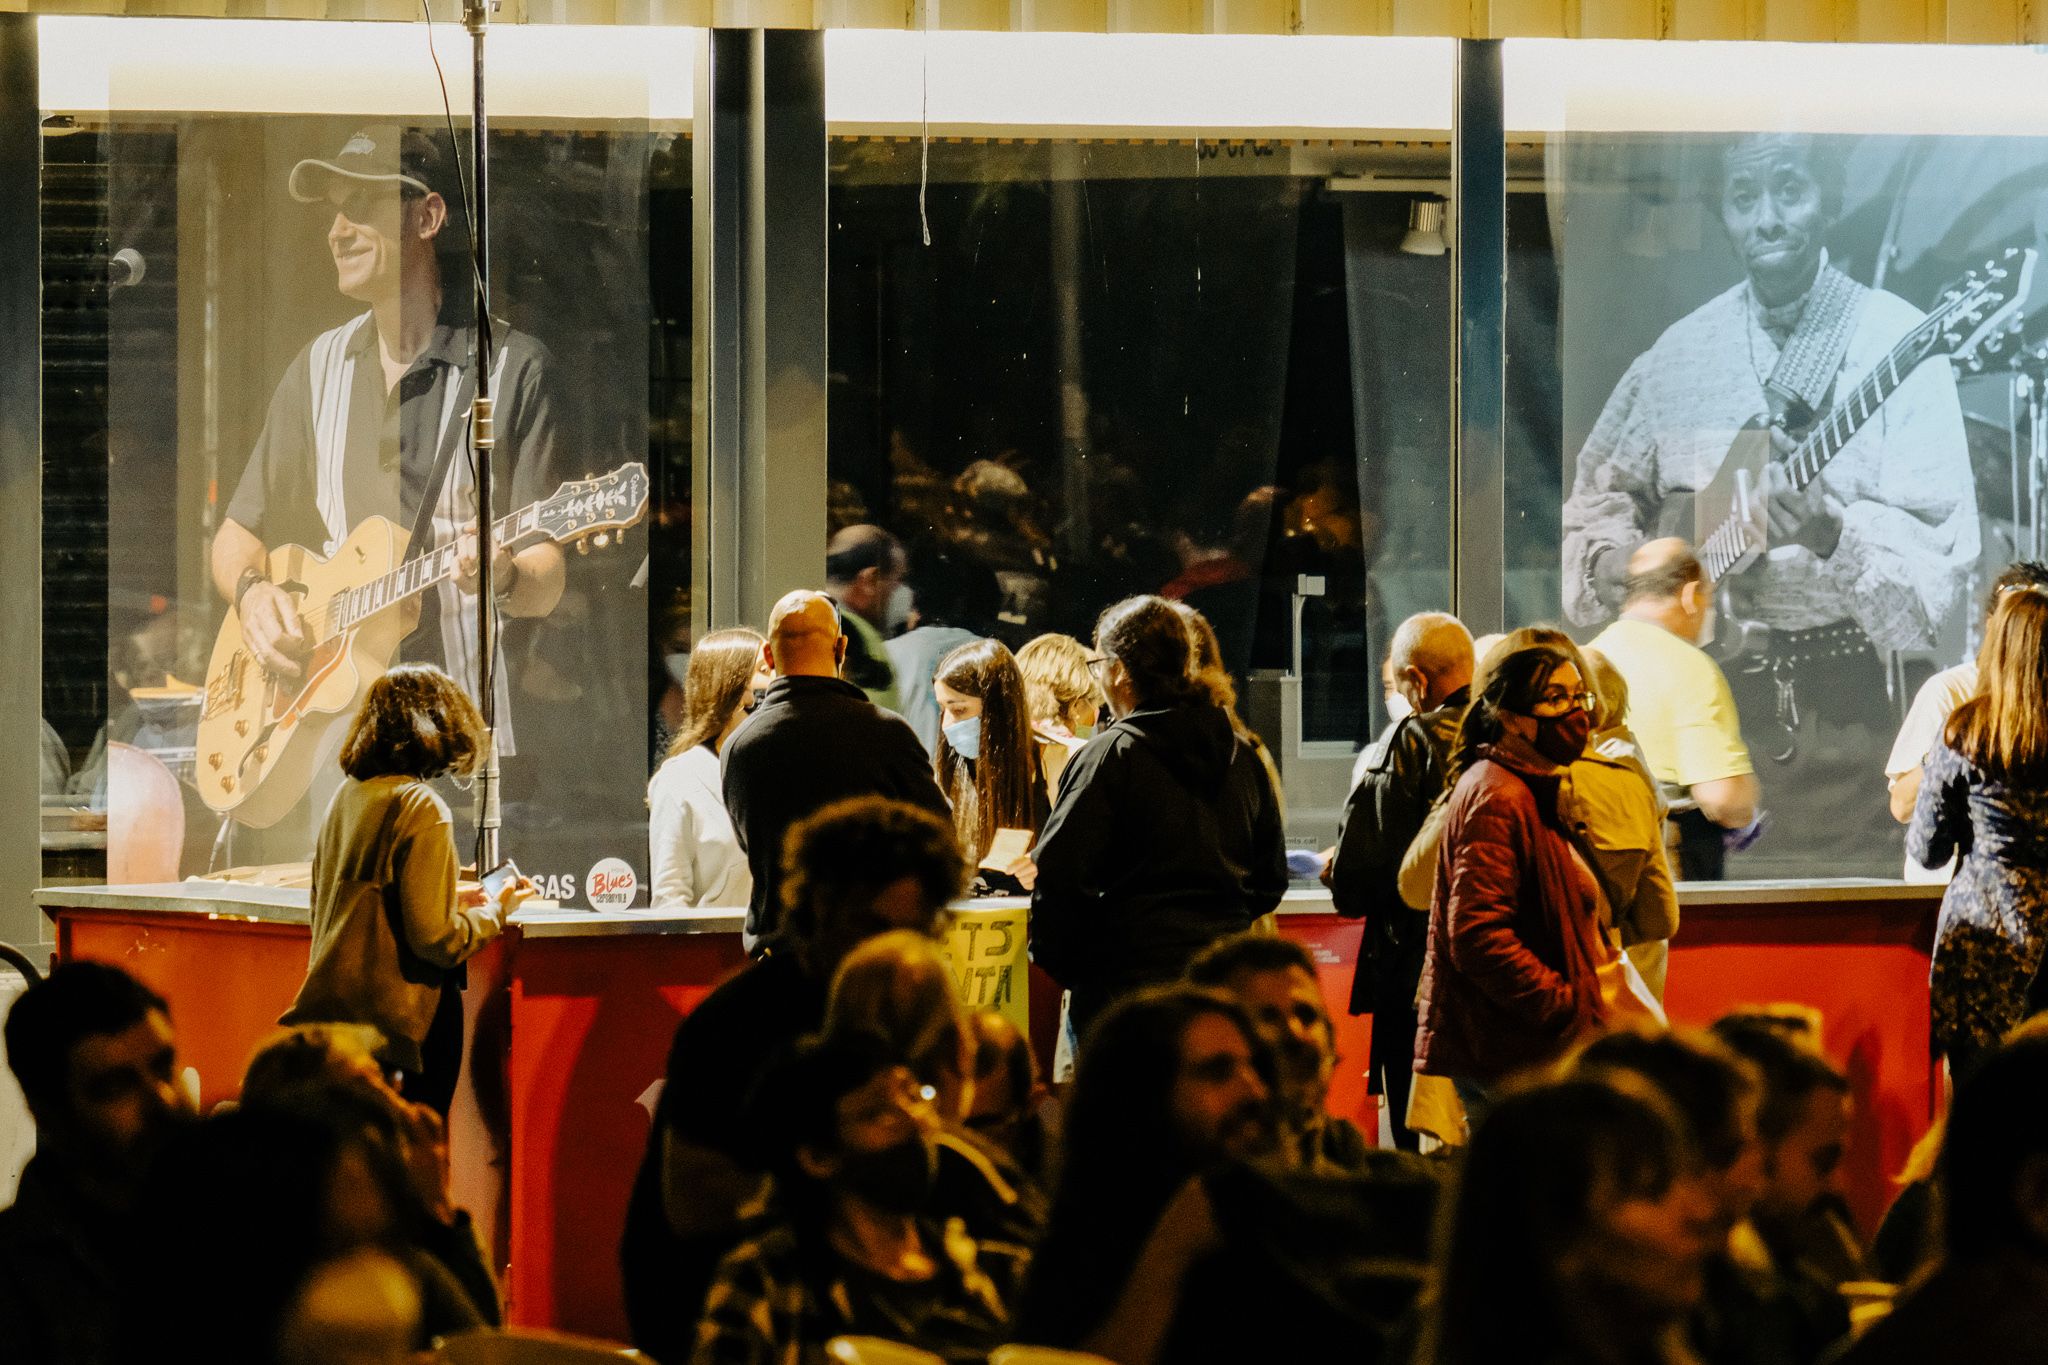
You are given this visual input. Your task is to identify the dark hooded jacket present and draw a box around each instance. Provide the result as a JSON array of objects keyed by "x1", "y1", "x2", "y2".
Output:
[{"x1": 1029, "y1": 699, "x2": 1288, "y2": 1031}]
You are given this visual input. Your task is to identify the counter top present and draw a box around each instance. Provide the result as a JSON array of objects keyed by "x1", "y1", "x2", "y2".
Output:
[{"x1": 36, "y1": 876, "x2": 1940, "y2": 936}]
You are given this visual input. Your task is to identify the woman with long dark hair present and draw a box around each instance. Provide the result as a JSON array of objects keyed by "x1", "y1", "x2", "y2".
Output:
[
  {"x1": 1030, "y1": 595, "x2": 1288, "y2": 1037},
  {"x1": 1425, "y1": 1073, "x2": 1717, "y2": 1365},
  {"x1": 933, "y1": 637, "x2": 1052, "y2": 881},
  {"x1": 283, "y1": 664, "x2": 524, "y2": 1116},
  {"x1": 648, "y1": 627, "x2": 769, "y2": 909},
  {"x1": 1413, "y1": 640, "x2": 1609, "y2": 1123},
  {"x1": 1911, "y1": 584, "x2": 2048, "y2": 1080}
]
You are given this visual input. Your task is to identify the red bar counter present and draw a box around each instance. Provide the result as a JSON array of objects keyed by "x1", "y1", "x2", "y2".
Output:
[{"x1": 37, "y1": 878, "x2": 1939, "y2": 1340}]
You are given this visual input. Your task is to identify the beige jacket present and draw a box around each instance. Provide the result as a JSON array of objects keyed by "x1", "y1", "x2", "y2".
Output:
[
  {"x1": 1561, "y1": 729, "x2": 1680, "y2": 946},
  {"x1": 284, "y1": 775, "x2": 502, "y2": 1069}
]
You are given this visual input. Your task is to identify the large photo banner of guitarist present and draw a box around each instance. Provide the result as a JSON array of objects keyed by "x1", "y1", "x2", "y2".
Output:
[
  {"x1": 102, "y1": 115, "x2": 670, "y2": 906},
  {"x1": 1555, "y1": 130, "x2": 2048, "y2": 880}
]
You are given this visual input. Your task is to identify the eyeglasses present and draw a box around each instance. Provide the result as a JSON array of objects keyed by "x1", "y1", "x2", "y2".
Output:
[
  {"x1": 1084, "y1": 654, "x2": 1113, "y2": 678},
  {"x1": 1532, "y1": 688, "x2": 1597, "y2": 714}
]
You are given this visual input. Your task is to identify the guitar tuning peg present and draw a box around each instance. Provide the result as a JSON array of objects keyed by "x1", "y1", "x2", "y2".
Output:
[
  {"x1": 594, "y1": 532, "x2": 612, "y2": 550},
  {"x1": 576, "y1": 539, "x2": 591, "y2": 556}
]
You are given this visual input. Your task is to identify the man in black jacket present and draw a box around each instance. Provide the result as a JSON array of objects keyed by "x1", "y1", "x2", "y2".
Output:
[
  {"x1": 0, "y1": 962, "x2": 195, "y2": 1365},
  {"x1": 722, "y1": 589, "x2": 951, "y2": 945},
  {"x1": 1327, "y1": 612, "x2": 1472, "y2": 1150}
]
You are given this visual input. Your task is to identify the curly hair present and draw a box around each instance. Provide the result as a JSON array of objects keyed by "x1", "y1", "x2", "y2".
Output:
[
  {"x1": 779, "y1": 796, "x2": 969, "y2": 942},
  {"x1": 338, "y1": 663, "x2": 485, "y2": 781},
  {"x1": 1094, "y1": 595, "x2": 1200, "y2": 709},
  {"x1": 1016, "y1": 633, "x2": 1102, "y2": 730}
]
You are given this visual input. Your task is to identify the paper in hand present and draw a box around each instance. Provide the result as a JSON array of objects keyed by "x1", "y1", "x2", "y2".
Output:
[{"x1": 980, "y1": 826, "x2": 1035, "y2": 871}]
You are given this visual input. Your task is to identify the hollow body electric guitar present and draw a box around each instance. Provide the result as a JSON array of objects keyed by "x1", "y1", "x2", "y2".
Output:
[
  {"x1": 1658, "y1": 246, "x2": 2036, "y2": 658},
  {"x1": 197, "y1": 463, "x2": 649, "y2": 827}
]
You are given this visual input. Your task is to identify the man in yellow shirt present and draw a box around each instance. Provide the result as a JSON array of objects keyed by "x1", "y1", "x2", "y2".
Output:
[{"x1": 1590, "y1": 538, "x2": 1760, "y2": 880}]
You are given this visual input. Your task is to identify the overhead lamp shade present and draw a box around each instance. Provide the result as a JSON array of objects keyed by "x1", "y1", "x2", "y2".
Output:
[{"x1": 1400, "y1": 197, "x2": 1447, "y2": 256}]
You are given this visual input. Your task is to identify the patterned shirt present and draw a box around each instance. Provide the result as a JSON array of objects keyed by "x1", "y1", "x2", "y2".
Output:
[
  {"x1": 1911, "y1": 739, "x2": 2048, "y2": 1051},
  {"x1": 1563, "y1": 278, "x2": 1975, "y2": 651},
  {"x1": 690, "y1": 1216, "x2": 1028, "y2": 1365}
]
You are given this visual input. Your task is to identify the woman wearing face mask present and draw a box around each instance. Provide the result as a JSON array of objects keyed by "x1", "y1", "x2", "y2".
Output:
[
  {"x1": 647, "y1": 628, "x2": 770, "y2": 910},
  {"x1": 934, "y1": 638, "x2": 1052, "y2": 891},
  {"x1": 1016, "y1": 633, "x2": 1105, "y2": 790},
  {"x1": 1030, "y1": 595, "x2": 1290, "y2": 1041},
  {"x1": 1413, "y1": 640, "x2": 1612, "y2": 1123}
]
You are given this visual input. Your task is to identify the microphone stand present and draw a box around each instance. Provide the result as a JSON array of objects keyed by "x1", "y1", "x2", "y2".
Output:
[{"x1": 464, "y1": 0, "x2": 501, "y2": 872}]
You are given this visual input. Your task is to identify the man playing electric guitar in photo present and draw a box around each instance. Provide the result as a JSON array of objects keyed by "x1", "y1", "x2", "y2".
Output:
[
  {"x1": 208, "y1": 127, "x2": 565, "y2": 839},
  {"x1": 1563, "y1": 133, "x2": 1977, "y2": 877}
]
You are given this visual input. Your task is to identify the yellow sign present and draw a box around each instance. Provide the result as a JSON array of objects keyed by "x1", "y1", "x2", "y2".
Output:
[{"x1": 940, "y1": 903, "x2": 1030, "y2": 1031}]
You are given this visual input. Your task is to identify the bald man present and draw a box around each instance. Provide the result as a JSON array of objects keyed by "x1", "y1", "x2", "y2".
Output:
[
  {"x1": 1327, "y1": 610, "x2": 1473, "y2": 1150},
  {"x1": 1590, "y1": 539, "x2": 1759, "y2": 880},
  {"x1": 720, "y1": 590, "x2": 951, "y2": 944}
]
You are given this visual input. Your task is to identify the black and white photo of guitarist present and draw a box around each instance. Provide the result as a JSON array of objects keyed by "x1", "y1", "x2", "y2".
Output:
[
  {"x1": 209, "y1": 126, "x2": 565, "y2": 766},
  {"x1": 1565, "y1": 134, "x2": 1977, "y2": 692},
  {"x1": 1561, "y1": 132, "x2": 1977, "y2": 874}
]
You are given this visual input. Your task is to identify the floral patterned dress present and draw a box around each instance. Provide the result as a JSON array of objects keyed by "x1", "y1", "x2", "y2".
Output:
[{"x1": 1910, "y1": 739, "x2": 2048, "y2": 1053}]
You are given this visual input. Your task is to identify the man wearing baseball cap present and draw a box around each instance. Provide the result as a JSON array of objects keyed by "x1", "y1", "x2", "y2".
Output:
[{"x1": 208, "y1": 125, "x2": 565, "y2": 797}]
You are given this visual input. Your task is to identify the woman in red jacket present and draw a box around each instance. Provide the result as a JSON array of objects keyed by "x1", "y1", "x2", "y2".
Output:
[{"x1": 1414, "y1": 639, "x2": 1610, "y2": 1129}]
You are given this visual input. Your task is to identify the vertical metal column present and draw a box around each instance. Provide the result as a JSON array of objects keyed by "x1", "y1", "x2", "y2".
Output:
[
  {"x1": 0, "y1": 16, "x2": 42, "y2": 953},
  {"x1": 691, "y1": 28, "x2": 828, "y2": 637},
  {"x1": 1451, "y1": 38, "x2": 1507, "y2": 636}
]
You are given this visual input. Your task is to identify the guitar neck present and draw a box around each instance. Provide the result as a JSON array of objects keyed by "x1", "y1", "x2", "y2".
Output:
[
  {"x1": 334, "y1": 505, "x2": 543, "y2": 632},
  {"x1": 1782, "y1": 316, "x2": 1941, "y2": 492}
]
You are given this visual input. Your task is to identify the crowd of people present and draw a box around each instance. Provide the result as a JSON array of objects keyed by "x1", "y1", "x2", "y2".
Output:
[{"x1": 6, "y1": 539, "x2": 2048, "y2": 1365}]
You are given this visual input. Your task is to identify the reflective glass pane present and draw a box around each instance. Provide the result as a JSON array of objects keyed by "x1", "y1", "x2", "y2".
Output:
[
  {"x1": 43, "y1": 18, "x2": 691, "y2": 903},
  {"x1": 1505, "y1": 40, "x2": 2048, "y2": 878},
  {"x1": 825, "y1": 33, "x2": 1456, "y2": 843}
]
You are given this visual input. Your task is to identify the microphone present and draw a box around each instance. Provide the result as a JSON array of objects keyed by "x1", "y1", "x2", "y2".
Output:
[{"x1": 108, "y1": 247, "x2": 146, "y2": 289}]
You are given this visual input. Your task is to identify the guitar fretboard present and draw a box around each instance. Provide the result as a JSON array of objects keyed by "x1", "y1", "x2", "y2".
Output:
[
  {"x1": 1781, "y1": 314, "x2": 1942, "y2": 493},
  {"x1": 332, "y1": 505, "x2": 543, "y2": 633}
]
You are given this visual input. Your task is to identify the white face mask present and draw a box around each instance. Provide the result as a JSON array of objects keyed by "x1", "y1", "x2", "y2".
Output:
[
  {"x1": 1384, "y1": 690, "x2": 1414, "y2": 723},
  {"x1": 885, "y1": 583, "x2": 914, "y2": 634}
]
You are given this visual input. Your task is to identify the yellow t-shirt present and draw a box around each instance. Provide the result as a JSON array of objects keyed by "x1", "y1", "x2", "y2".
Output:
[{"x1": 1587, "y1": 617, "x2": 1753, "y2": 789}]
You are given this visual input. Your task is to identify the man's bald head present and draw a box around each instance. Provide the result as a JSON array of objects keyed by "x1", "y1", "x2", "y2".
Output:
[
  {"x1": 767, "y1": 590, "x2": 846, "y2": 678},
  {"x1": 1625, "y1": 538, "x2": 1706, "y2": 606},
  {"x1": 1387, "y1": 612, "x2": 1474, "y2": 712},
  {"x1": 1622, "y1": 537, "x2": 1714, "y2": 644}
]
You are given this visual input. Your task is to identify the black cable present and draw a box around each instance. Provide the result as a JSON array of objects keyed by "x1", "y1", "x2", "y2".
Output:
[{"x1": 418, "y1": 0, "x2": 494, "y2": 377}]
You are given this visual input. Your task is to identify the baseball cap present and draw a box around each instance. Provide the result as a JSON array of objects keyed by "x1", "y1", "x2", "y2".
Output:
[{"x1": 288, "y1": 127, "x2": 449, "y2": 205}]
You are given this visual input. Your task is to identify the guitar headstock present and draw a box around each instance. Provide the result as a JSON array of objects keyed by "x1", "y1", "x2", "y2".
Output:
[
  {"x1": 535, "y1": 463, "x2": 650, "y2": 550},
  {"x1": 1933, "y1": 245, "x2": 2037, "y2": 372}
]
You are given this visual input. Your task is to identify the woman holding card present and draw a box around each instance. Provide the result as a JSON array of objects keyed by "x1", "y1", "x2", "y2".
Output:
[{"x1": 933, "y1": 638, "x2": 1053, "y2": 891}]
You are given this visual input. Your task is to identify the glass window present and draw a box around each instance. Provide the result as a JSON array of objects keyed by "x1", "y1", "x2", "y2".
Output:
[
  {"x1": 42, "y1": 17, "x2": 691, "y2": 905},
  {"x1": 824, "y1": 33, "x2": 1456, "y2": 844},
  {"x1": 1504, "y1": 40, "x2": 2045, "y2": 878}
]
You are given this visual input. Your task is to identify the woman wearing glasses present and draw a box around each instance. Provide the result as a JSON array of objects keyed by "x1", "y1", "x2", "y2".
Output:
[
  {"x1": 1028, "y1": 595, "x2": 1289, "y2": 1044},
  {"x1": 1413, "y1": 639, "x2": 1612, "y2": 1126}
]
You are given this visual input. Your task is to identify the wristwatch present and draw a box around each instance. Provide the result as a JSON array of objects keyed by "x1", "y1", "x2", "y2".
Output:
[{"x1": 234, "y1": 567, "x2": 270, "y2": 615}]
